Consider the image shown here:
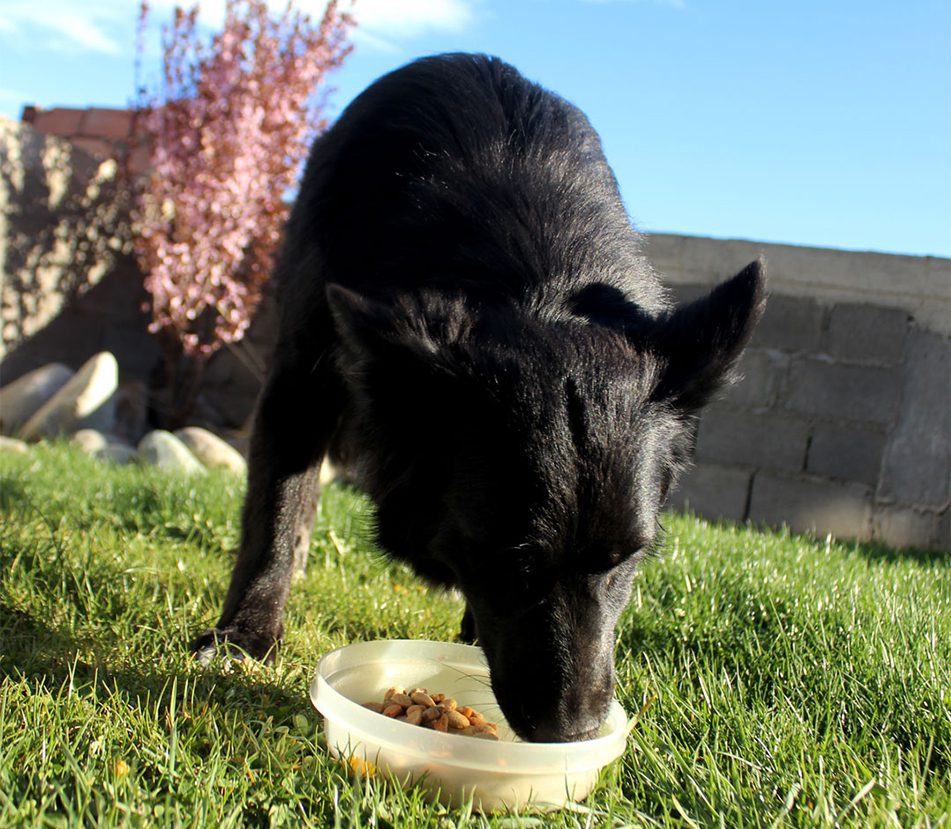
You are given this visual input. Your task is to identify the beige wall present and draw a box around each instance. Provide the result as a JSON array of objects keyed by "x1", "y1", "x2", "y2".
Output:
[
  {"x1": 645, "y1": 233, "x2": 950, "y2": 336},
  {"x1": 646, "y1": 233, "x2": 950, "y2": 550}
]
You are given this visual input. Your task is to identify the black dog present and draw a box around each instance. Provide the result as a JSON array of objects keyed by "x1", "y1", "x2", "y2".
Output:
[{"x1": 193, "y1": 53, "x2": 766, "y2": 742}]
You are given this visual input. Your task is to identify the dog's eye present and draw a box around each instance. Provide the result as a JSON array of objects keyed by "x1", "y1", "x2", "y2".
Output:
[
  {"x1": 585, "y1": 548, "x2": 628, "y2": 576},
  {"x1": 589, "y1": 554, "x2": 640, "y2": 597}
]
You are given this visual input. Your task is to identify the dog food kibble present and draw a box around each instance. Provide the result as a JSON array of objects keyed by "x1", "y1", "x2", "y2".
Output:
[
  {"x1": 407, "y1": 690, "x2": 431, "y2": 707},
  {"x1": 362, "y1": 687, "x2": 500, "y2": 740}
]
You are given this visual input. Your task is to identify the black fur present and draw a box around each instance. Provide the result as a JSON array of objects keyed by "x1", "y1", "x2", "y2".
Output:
[{"x1": 193, "y1": 53, "x2": 767, "y2": 742}]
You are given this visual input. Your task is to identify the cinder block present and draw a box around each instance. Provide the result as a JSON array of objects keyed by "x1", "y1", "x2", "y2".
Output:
[
  {"x1": 748, "y1": 472, "x2": 873, "y2": 540},
  {"x1": 80, "y1": 108, "x2": 134, "y2": 140},
  {"x1": 750, "y1": 294, "x2": 824, "y2": 353},
  {"x1": 668, "y1": 283, "x2": 708, "y2": 305},
  {"x1": 806, "y1": 425, "x2": 887, "y2": 486},
  {"x1": 71, "y1": 261, "x2": 149, "y2": 314},
  {"x1": 717, "y1": 347, "x2": 786, "y2": 408},
  {"x1": 99, "y1": 326, "x2": 159, "y2": 379},
  {"x1": 879, "y1": 328, "x2": 951, "y2": 507},
  {"x1": 38, "y1": 320, "x2": 106, "y2": 364},
  {"x1": 198, "y1": 386, "x2": 257, "y2": 429},
  {"x1": 71, "y1": 136, "x2": 114, "y2": 160},
  {"x1": 873, "y1": 505, "x2": 949, "y2": 550},
  {"x1": 785, "y1": 358, "x2": 902, "y2": 425},
  {"x1": 127, "y1": 143, "x2": 152, "y2": 177},
  {"x1": 232, "y1": 360, "x2": 263, "y2": 400},
  {"x1": 696, "y1": 409, "x2": 809, "y2": 471},
  {"x1": 826, "y1": 303, "x2": 909, "y2": 364},
  {"x1": 666, "y1": 462, "x2": 752, "y2": 523},
  {"x1": 31, "y1": 107, "x2": 84, "y2": 136}
]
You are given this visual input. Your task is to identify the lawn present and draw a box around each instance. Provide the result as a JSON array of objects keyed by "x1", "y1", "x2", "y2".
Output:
[{"x1": 1, "y1": 443, "x2": 948, "y2": 827}]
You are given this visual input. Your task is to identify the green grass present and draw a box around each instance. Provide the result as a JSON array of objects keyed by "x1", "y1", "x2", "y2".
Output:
[{"x1": 1, "y1": 442, "x2": 948, "y2": 828}]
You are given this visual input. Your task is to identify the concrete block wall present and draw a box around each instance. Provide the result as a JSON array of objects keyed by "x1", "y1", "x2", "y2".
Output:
[
  {"x1": 1, "y1": 114, "x2": 137, "y2": 358},
  {"x1": 0, "y1": 113, "x2": 265, "y2": 432},
  {"x1": 649, "y1": 234, "x2": 950, "y2": 550},
  {"x1": 15, "y1": 106, "x2": 271, "y2": 428}
]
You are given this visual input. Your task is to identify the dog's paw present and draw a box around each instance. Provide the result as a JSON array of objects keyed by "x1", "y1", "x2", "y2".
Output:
[{"x1": 190, "y1": 626, "x2": 280, "y2": 667}]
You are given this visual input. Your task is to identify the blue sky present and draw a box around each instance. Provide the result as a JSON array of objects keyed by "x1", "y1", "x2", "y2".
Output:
[{"x1": 1, "y1": 0, "x2": 949, "y2": 258}]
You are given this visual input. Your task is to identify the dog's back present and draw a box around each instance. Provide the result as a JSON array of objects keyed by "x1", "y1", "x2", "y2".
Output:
[{"x1": 280, "y1": 53, "x2": 668, "y2": 318}]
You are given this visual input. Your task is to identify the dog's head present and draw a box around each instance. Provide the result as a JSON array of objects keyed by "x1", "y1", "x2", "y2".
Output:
[{"x1": 328, "y1": 259, "x2": 766, "y2": 741}]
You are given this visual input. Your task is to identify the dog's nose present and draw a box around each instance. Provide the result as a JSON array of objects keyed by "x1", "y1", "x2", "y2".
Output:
[
  {"x1": 497, "y1": 690, "x2": 605, "y2": 742},
  {"x1": 527, "y1": 710, "x2": 604, "y2": 743}
]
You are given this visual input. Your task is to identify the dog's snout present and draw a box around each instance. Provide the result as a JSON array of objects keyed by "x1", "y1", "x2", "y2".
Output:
[
  {"x1": 496, "y1": 675, "x2": 613, "y2": 742},
  {"x1": 527, "y1": 711, "x2": 604, "y2": 743}
]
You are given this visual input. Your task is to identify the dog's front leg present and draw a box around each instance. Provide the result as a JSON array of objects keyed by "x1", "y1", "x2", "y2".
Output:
[
  {"x1": 459, "y1": 603, "x2": 478, "y2": 644},
  {"x1": 192, "y1": 355, "x2": 341, "y2": 664}
]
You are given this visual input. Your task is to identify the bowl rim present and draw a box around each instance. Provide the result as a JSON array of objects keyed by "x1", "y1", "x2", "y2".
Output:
[{"x1": 311, "y1": 638, "x2": 632, "y2": 775}]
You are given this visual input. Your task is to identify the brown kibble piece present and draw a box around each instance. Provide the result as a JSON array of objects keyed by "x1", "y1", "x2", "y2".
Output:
[
  {"x1": 420, "y1": 706, "x2": 441, "y2": 723},
  {"x1": 446, "y1": 710, "x2": 470, "y2": 729},
  {"x1": 462, "y1": 724, "x2": 493, "y2": 735},
  {"x1": 364, "y1": 687, "x2": 498, "y2": 739}
]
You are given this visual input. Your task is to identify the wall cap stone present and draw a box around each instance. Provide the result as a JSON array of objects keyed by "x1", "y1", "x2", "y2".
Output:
[{"x1": 646, "y1": 233, "x2": 951, "y2": 336}]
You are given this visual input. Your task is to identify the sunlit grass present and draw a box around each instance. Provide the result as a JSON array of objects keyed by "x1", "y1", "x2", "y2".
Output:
[{"x1": 1, "y1": 443, "x2": 948, "y2": 827}]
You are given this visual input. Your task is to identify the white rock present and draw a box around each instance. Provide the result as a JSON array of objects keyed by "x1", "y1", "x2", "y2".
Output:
[
  {"x1": 100, "y1": 443, "x2": 138, "y2": 465},
  {"x1": 174, "y1": 426, "x2": 247, "y2": 476},
  {"x1": 19, "y1": 352, "x2": 119, "y2": 441},
  {"x1": 71, "y1": 428, "x2": 110, "y2": 455},
  {"x1": 138, "y1": 430, "x2": 206, "y2": 475},
  {"x1": 0, "y1": 363, "x2": 74, "y2": 436},
  {"x1": 0, "y1": 435, "x2": 29, "y2": 454},
  {"x1": 69, "y1": 428, "x2": 136, "y2": 464}
]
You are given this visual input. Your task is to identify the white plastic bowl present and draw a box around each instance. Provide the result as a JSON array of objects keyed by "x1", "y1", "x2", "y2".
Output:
[{"x1": 310, "y1": 639, "x2": 630, "y2": 811}]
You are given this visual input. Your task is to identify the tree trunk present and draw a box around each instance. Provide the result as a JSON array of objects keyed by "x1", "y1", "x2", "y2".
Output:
[{"x1": 152, "y1": 329, "x2": 209, "y2": 430}]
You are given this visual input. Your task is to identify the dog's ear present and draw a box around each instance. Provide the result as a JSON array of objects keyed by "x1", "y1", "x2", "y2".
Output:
[
  {"x1": 326, "y1": 284, "x2": 403, "y2": 358},
  {"x1": 652, "y1": 258, "x2": 767, "y2": 411},
  {"x1": 326, "y1": 283, "x2": 451, "y2": 367}
]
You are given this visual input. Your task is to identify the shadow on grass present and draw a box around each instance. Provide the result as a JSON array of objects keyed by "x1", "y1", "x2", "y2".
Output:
[
  {"x1": 0, "y1": 600, "x2": 307, "y2": 721},
  {"x1": 846, "y1": 536, "x2": 950, "y2": 565},
  {"x1": 668, "y1": 508, "x2": 950, "y2": 566},
  {"x1": 0, "y1": 474, "x2": 32, "y2": 517}
]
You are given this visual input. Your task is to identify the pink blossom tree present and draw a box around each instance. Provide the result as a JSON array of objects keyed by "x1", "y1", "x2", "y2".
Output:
[{"x1": 134, "y1": 0, "x2": 353, "y2": 426}]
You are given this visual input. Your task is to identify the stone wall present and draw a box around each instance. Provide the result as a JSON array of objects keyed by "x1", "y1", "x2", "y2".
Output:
[
  {"x1": 20, "y1": 105, "x2": 150, "y2": 173},
  {"x1": 1, "y1": 115, "x2": 134, "y2": 356},
  {"x1": 0, "y1": 112, "x2": 269, "y2": 430},
  {"x1": 1, "y1": 109, "x2": 948, "y2": 549},
  {"x1": 648, "y1": 234, "x2": 950, "y2": 550}
]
